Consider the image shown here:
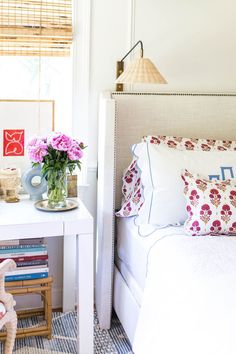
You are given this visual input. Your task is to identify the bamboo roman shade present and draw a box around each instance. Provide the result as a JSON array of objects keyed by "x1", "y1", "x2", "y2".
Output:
[{"x1": 0, "y1": 0, "x2": 73, "y2": 56}]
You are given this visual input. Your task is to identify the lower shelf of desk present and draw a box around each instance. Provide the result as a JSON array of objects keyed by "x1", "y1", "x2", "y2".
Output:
[{"x1": 0, "y1": 276, "x2": 53, "y2": 340}]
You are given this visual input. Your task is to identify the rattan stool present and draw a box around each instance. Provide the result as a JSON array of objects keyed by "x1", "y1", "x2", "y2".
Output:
[{"x1": 0, "y1": 276, "x2": 53, "y2": 340}]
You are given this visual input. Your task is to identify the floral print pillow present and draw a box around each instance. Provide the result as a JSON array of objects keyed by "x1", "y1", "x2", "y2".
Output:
[
  {"x1": 116, "y1": 135, "x2": 236, "y2": 218},
  {"x1": 182, "y1": 169, "x2": 236, "y2": 236},
  {"x1": 115, "y1": 159, "x2": 144, "y2": 217},
  {"x1": 143, "y1": 135, "x2": 236, "y2": 152}
]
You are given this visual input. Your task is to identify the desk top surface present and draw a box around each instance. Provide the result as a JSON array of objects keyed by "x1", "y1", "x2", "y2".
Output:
[{"x1": 0, "y1": 196, "x2": 93, "y2": 239}]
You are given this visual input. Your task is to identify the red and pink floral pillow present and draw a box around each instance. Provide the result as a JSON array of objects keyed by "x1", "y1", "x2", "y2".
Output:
[
  {"x1": 143, "y1": 135, "x2": 236, "y2": 152},
  {"x1": 116, "y1": 135, "x2": 236, "y2": 218},
  {"x1": 116, "y1": 159, "x2": 144, "y2": 217},
  {"x1": 182, "y1": 169, "x2": 236, "y2": 236}
]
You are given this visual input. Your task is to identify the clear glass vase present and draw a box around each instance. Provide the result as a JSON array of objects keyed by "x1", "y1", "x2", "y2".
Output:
[{"x1": 47, "y1": 169, "x2": 67, "y2": 209}]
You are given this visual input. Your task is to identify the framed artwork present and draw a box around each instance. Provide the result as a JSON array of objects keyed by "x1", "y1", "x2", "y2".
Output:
[{"x1": 0, "y1": 100, "x2": 54, "y2": 173}]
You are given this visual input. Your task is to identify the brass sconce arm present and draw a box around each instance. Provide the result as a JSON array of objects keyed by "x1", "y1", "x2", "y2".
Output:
[
  {"x1": 115, "y1": 40, "x2": 167, "y2": 91},
  {"x1": 116, "y1": 40, "x2": 144, "y2": 91},
  {"x1": 120, "y1": 40, "x2": 143, "y2": 62}
]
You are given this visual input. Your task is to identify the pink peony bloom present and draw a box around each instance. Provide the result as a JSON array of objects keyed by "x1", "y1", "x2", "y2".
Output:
[
  {"x1": 27, "y1": 133, "x2": 85, "y2": 172},
  {"x1": 27, "y1": 137, "x2": 48, "y2": 163},
  {"x1": 48, "y1": 133, "x2": 73, "y2": 151},
  {"x1": 67, "y1": 141, "x2": 83, "y2": 161}
]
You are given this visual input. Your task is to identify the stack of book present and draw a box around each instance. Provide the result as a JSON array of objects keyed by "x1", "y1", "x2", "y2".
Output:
[{"x1": 0, "y1": 238, "x2": 49, "y2": 282}]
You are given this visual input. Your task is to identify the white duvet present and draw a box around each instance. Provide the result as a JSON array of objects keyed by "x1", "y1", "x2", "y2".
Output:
[{"x1": 133, "y1": 234, "x2": 236, "y2": 354}]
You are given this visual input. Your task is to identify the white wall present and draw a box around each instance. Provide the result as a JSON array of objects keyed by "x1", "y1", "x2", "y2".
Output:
[
  {"x1": 88, "y1": 0, "x2": 131, "y2": 167},
  {"x1": 134, "y1": 0, "x2": 236, "y2": 92},
  {"x1": 85, "y1": 0, "x2": 236, "y2": 170}
]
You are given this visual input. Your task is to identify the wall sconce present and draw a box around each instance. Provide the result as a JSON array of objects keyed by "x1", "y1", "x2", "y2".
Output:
[{"x1": 115, "y1": 40, "x2": 167, "y2": 91}]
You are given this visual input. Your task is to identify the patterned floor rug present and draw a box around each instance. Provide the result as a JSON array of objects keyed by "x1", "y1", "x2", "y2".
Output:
[{"x1": 0, "y1": 311, "x2": 133, "y2": 354}]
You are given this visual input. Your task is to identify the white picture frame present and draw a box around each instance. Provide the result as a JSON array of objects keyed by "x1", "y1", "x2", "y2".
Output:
[{"x1": 0, "y1": 99, "x2": 54, "y2": 174}]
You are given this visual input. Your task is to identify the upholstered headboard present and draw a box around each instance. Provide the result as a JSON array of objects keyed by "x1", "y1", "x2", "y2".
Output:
[{"x1": 96, "y1": 91, "x2": 236, "y2": 329}]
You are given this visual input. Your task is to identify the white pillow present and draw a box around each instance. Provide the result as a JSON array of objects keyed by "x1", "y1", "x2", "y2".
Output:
[{"x1": 134, "y1": 142, "x2": 236, "y2": 226}]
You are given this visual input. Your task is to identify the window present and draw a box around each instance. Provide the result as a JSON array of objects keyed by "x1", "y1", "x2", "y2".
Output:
[
  {"x1": 0, "y1": 56, "x2": 73, "y2": 134},
  {"x1": 0, "y1": 0, "x2": 73, "y2": 134}
]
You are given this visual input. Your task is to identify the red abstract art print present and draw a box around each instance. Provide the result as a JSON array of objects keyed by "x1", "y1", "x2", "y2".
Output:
[{"x1": 3, "y1": 129, "x2": 25, "y2": 156}]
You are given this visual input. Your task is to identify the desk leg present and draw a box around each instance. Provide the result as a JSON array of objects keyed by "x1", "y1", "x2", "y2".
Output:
[
  {"x1": 77, "y1": 232, "x2": 94, "y2": 354},
  {"x1": 63, "y1": 234, "x2": 76, "y2": 312}
]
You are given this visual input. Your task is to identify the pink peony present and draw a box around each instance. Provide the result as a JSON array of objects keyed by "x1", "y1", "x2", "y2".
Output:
[
  {"x1": 67, "y1": 141, "x2": 83, "y2": 161},
  {"x1": 27, "y1": 137, "x2": 48, "y2": 163},
  {"x1": 48, "y1": 133, "x2": 73, "y2": 151},
  {"x1": 27, "y1": 133, "x2": 85, "y2": 175}
]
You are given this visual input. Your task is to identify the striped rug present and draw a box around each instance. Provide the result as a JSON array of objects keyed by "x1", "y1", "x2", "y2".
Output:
[{"x1": 0, "y1": 311, "x2": 132, "y2": 354}]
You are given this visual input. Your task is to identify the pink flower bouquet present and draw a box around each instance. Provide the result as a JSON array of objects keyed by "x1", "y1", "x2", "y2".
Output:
[{"x1": 27, "y1": 133, "x2": 85, "y2": 208}]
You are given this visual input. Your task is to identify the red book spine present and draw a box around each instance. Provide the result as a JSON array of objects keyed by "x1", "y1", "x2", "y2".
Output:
[{"x1": 0, "y1": 255, "x2": 48, "y2": 263}]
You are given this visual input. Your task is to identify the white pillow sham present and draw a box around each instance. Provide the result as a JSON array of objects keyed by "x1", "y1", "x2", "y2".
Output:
[{"x1": 134, "y1": 142, "x2": 236, "y2": 226}]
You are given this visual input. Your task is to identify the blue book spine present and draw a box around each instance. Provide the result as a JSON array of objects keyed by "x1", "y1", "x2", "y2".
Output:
[
  {"x1": 0, "y1": 244, "x2": 46, "y2": 250},
  {"x1": 5, "y1": 272, "x2": 49, "y2": 282},
  {"x1": 0, "y1": 246, "x2": 46, "y2": 254}
]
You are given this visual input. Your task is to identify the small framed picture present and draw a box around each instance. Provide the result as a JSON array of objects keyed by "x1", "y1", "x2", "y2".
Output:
[{"x1": 0, "y1": 100, "x2": 54, "y2": 173}]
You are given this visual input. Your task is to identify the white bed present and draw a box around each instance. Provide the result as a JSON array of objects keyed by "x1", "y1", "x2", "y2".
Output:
[
  {"x1": 95, "y1": 92, "x2": 236, "y2": 350},
  {"x1": 115, "y1": 217, "x2": 187, "y2": 341},
  {"x1": 133, "y1": 230, "x2": 236, "y2": 354},
  {"x1": 116, "y1": 217, "x2": 186, "y2": 301}
]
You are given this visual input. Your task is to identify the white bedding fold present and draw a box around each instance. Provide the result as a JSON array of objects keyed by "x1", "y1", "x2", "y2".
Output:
[
  {"x1": 133, "y1": 235, "x2": 236, "y2": 354},
  {"x1": 116, "y1": 217, "x2": 185, "y2": 289}
]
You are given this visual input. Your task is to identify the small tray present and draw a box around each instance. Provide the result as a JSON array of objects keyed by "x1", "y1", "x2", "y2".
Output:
[{"x1": 34, "y1": 199, "x2": 79, "y2": 212}]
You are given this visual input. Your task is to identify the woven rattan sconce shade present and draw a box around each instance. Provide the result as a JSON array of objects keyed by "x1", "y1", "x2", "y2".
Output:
[
  {"x1": 115, "y1": 40, "x2": 167, "y2": 91},
  {"x1": 0, "y1": 0, "x2": 73, "y2": 57},
  {"x1": 116, "y1": 57, "x2": 167, "y2": 84}
]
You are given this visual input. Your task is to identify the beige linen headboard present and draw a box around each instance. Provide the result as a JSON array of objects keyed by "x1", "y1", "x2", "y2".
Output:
[{"x1": 96, "y1": 91, "x2": 236, "y2": 329}]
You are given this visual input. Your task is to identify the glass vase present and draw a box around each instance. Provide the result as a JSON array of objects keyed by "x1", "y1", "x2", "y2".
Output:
[{"x1": 47, "y1": 169, "x2": 67, "y2": 209}]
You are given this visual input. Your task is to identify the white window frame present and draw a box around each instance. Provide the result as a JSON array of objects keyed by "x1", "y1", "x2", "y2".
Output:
[{"x1": 72, "y1": 0, "x2": 91, "y2": 184}]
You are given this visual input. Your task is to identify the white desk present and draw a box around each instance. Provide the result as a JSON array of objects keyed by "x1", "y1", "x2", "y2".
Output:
[{"x1": 0, "y1": 197, "x2": 94, "y2": 354}]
